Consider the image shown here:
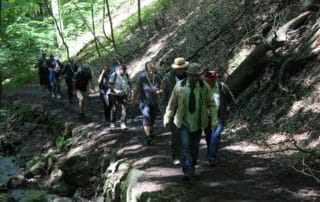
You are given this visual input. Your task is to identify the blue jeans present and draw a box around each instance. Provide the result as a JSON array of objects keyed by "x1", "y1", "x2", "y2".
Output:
[
  {"x1": 178, "y1": 125, "x2": 202, "y2": 174},
  {"x1": 205, "y1": 119, "x2": 224, "y2": 162}
]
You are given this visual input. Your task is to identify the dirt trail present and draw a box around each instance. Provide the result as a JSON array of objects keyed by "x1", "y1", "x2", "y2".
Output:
[{"x1": 3, "y1": 85, "x2": 320, "y2": 202}]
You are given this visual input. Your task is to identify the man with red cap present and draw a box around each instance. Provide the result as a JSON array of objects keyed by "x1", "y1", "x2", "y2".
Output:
[{"x1": 203, "y1": 71, "x2": 236, "y2": 167}]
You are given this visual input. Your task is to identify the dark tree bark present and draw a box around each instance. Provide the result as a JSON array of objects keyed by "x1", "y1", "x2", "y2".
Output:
[
  {"x1": 137, "y1": 0, "x2": 143, "y2": 30},
  {"x1": 226, "y1": 11, "x2": 312, "y2": 98}
]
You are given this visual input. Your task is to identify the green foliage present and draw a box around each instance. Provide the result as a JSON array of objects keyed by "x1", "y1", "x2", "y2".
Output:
[
  {"x1": 10, "y1": 189, "x2": 47, "y2": 202},
  {"x1": 1, "y1": 0, "x2": 173, "y2": 90},
  {"x1": 55, "y1": 136, "x2": 73, "y2": 150},
  {"x1": 0, "y1": 157, "x2": 20, "y2": 187}
]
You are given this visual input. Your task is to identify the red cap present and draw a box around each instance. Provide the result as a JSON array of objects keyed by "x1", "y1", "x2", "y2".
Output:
[{"x1": 204, "y1": 71, "x2": 220, "y2": 80}]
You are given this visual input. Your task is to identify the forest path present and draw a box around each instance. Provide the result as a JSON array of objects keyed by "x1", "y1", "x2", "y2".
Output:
[{"x1": 2, "y1": 84, "x2": 320, "y2": 202}]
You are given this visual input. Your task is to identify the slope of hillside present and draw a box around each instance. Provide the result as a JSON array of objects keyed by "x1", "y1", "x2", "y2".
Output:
[{"x1": 1, "y1": 0, "x2": 320, "y2": 201}]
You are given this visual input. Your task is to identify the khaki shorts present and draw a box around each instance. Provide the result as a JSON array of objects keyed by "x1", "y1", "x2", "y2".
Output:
[{"x1": 76, "y1": 90, "x2": 88, "y2": 101}]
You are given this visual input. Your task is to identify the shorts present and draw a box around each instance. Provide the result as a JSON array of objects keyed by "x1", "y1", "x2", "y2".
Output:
[
  {"x1": 76, "y1": 90, "x2": 88, "y2": 101},
  {"x1": 139, "y1": 102, "x2": 158, "y2": 126}
]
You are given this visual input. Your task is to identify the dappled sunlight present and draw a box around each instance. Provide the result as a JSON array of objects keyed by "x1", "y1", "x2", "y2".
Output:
[
  {"x1": 129, "y1": 35, "x2": 169, "y2": 77},
  {"x1": 245, "y1": 167, "x2": 267, "y2": 175},
  {"x1": 117, "y1": 144, "x2": 144, "y2": 155},
  {"x1": 287, "y1": 101, "x2": 305, "y2": 117},
  {"x1": 288, "y1": 188, "x2": 320, "y2": 200},
  {"x1": 66, "y1": 145, "x2": 86, "y2": 158},
  {"x1": 266, "y1": 133, "x2": 289, "y2": 145},
  {"x1": 222, "y1": 141, "x2": 264, "y2": 153},
  {"x1": 306, "y1": 136, "x2": 320, "y2": 149}
]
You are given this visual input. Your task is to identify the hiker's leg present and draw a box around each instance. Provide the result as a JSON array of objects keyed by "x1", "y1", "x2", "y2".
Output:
[
  {"x1": 56, "y1": 78, "x2": 61, "y2": 96},
  {"x1": 190, "y1": 130, "x2": 202, "y2": 168},
  {"x1": 110, "y1": 95, "x2": 118, "y2": 124},
  {"x1": 170, "y1": 122, "x2": 180, "y2": 161},
  {"x1": 120, "y1": 95, "x2": 127, "y2": 125},
  {"x1": 209, "y1": 119, "x2": 225, "y2": 162},
  {"x1": 76, "y1": 90, "x2": 84, "y2": 114},
  {"x1": 204, "y1": 117, "x2": 212, "y2": 157},
  {"x1": 140, "y1": 102, "x2": 152, "y2": 137},
  {"x1": 101, "y1": 92, "x2": 110, "y2": 122},
  {"x1": 66, "y1": 79, "x2": 73, "y2": 101},
  {"x1": 179, "y1": 125, "x2": 193, "y2": 174}
]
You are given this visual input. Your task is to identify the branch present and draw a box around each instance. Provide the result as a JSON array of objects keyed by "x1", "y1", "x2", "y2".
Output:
[{"x1": 290, "y1": 156, "x2": 320, "y2": 183}]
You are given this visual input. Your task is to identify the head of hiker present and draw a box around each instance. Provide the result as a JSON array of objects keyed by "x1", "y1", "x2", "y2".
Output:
[
  {"x1": 186, "y1": 63, "x2": 203, "y2": 85},
  {"x1": 171, "y1": 57, "x2": 188, "y2": 78}
]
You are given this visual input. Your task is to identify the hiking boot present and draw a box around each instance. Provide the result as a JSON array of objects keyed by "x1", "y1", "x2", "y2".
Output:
[
  {"x1": 182, "y1": 174, "x2": 191, "y2": 181},
  {"x1": 110, "y1": 123, "x2": 116, "y2": 128},
  {"x1": 120, "y1": 123, "x2": 127, "y2": 129},
  {"x1": 209, "y1": 160, "x2": 216, "y2": 167}
]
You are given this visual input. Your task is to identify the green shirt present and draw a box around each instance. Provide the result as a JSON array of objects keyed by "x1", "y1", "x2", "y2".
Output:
[{"x1": 183, "y1": 80, "x2": 201, "y2": 132}]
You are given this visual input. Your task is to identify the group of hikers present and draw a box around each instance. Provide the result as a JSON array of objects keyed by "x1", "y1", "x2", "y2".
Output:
[{"x1": 37, "y1": 54, "x2": 236, "y2": 181}]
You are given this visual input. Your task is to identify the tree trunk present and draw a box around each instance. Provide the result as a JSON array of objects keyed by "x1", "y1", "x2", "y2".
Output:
[
  {"x1": 51, "y1": 0, "x2": 63, "y2": 47},
  {"x1": 0, "y1": 0, "x2": 2, "y2": 105},
  {"x1": 226, "y1": 11, "x2": 312, "y2": 98},
  {"x1": 90, "y1": 0, "x2": 101, "y2": 57},
  {"x1": 105, "y1": 0, "x2": 120, "y2": 58},
  {"x1": 137, "y1": 0, "x2": 143, "y2": 30},
  {"x1": 45, "y1": 0, "x2": 70, "y2": 60}
]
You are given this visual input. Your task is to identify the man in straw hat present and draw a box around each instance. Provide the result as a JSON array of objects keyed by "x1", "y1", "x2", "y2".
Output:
[
  {"x1": 163, "y1": 63, "x2": 218, "y2": 181},
  {"x1": 161, "y1": 57, "x2": 189, "y2": 165}
]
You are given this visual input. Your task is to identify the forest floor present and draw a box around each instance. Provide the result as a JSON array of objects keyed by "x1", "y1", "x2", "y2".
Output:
[{"x1": 2, "y1": 83, "x2": 320, "y2": 202}]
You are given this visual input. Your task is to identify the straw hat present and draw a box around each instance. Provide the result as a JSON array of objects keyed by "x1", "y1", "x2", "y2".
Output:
[{"x1": 171, "y1": 57, "x2": 189, "y2": 69}]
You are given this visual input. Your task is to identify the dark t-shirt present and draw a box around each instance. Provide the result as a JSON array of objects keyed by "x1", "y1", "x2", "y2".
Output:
[
  {"x1": 75, "y1": 71, "x2": 92, "y2": 91},
  {"x1": 38, "y1": 58, "x2": 49, "y2": 74},
  {"x1": 137, "y1": 73, "x2": 162, "y2": 106}
]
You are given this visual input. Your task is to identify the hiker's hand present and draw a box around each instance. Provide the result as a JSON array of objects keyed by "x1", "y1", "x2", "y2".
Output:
[
  {"x1": 163, "y1": 122, "x2": 169, "y2": 128},
  {"x1": 113, "y1": 89, "x2": 121, "y2": 94},
  {"x1": 155, "y1": 89, "x2": 162, "y2": 95},
  {"x1": 211, "y1": 125, "x2": 216, "y2": 130}
]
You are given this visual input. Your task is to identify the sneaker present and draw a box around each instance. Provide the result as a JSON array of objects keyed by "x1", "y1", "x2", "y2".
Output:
[
  {"x1": 110, "y1": 123, "x2": 116, "y2": 128},
  {"x1": 120, "y1": 123, "x2": 127, "y2": 129},
  {"x1": 51, "y1": 93, "x2": 55, "y2": 98},
  {"x1": 182, "y1": 174, "x2": 191, "y2": 181},
  {"x1": 57, "y1": 94, "x2": 61, "y2": 99},
  {"x1": 173, "y1": 159, "x2": 180, "y2": 165}
]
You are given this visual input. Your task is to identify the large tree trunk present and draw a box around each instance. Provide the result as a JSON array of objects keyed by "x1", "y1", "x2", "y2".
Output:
[
  {"x1": 45, "y1": 0, "x2": 70, "y2": 60},
  {"x1": 226, "y1": 11, "x2": 311, "y2": 98},
  {"x1": 138, "y1": 0, "x2": 143, "y2": 30}
]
